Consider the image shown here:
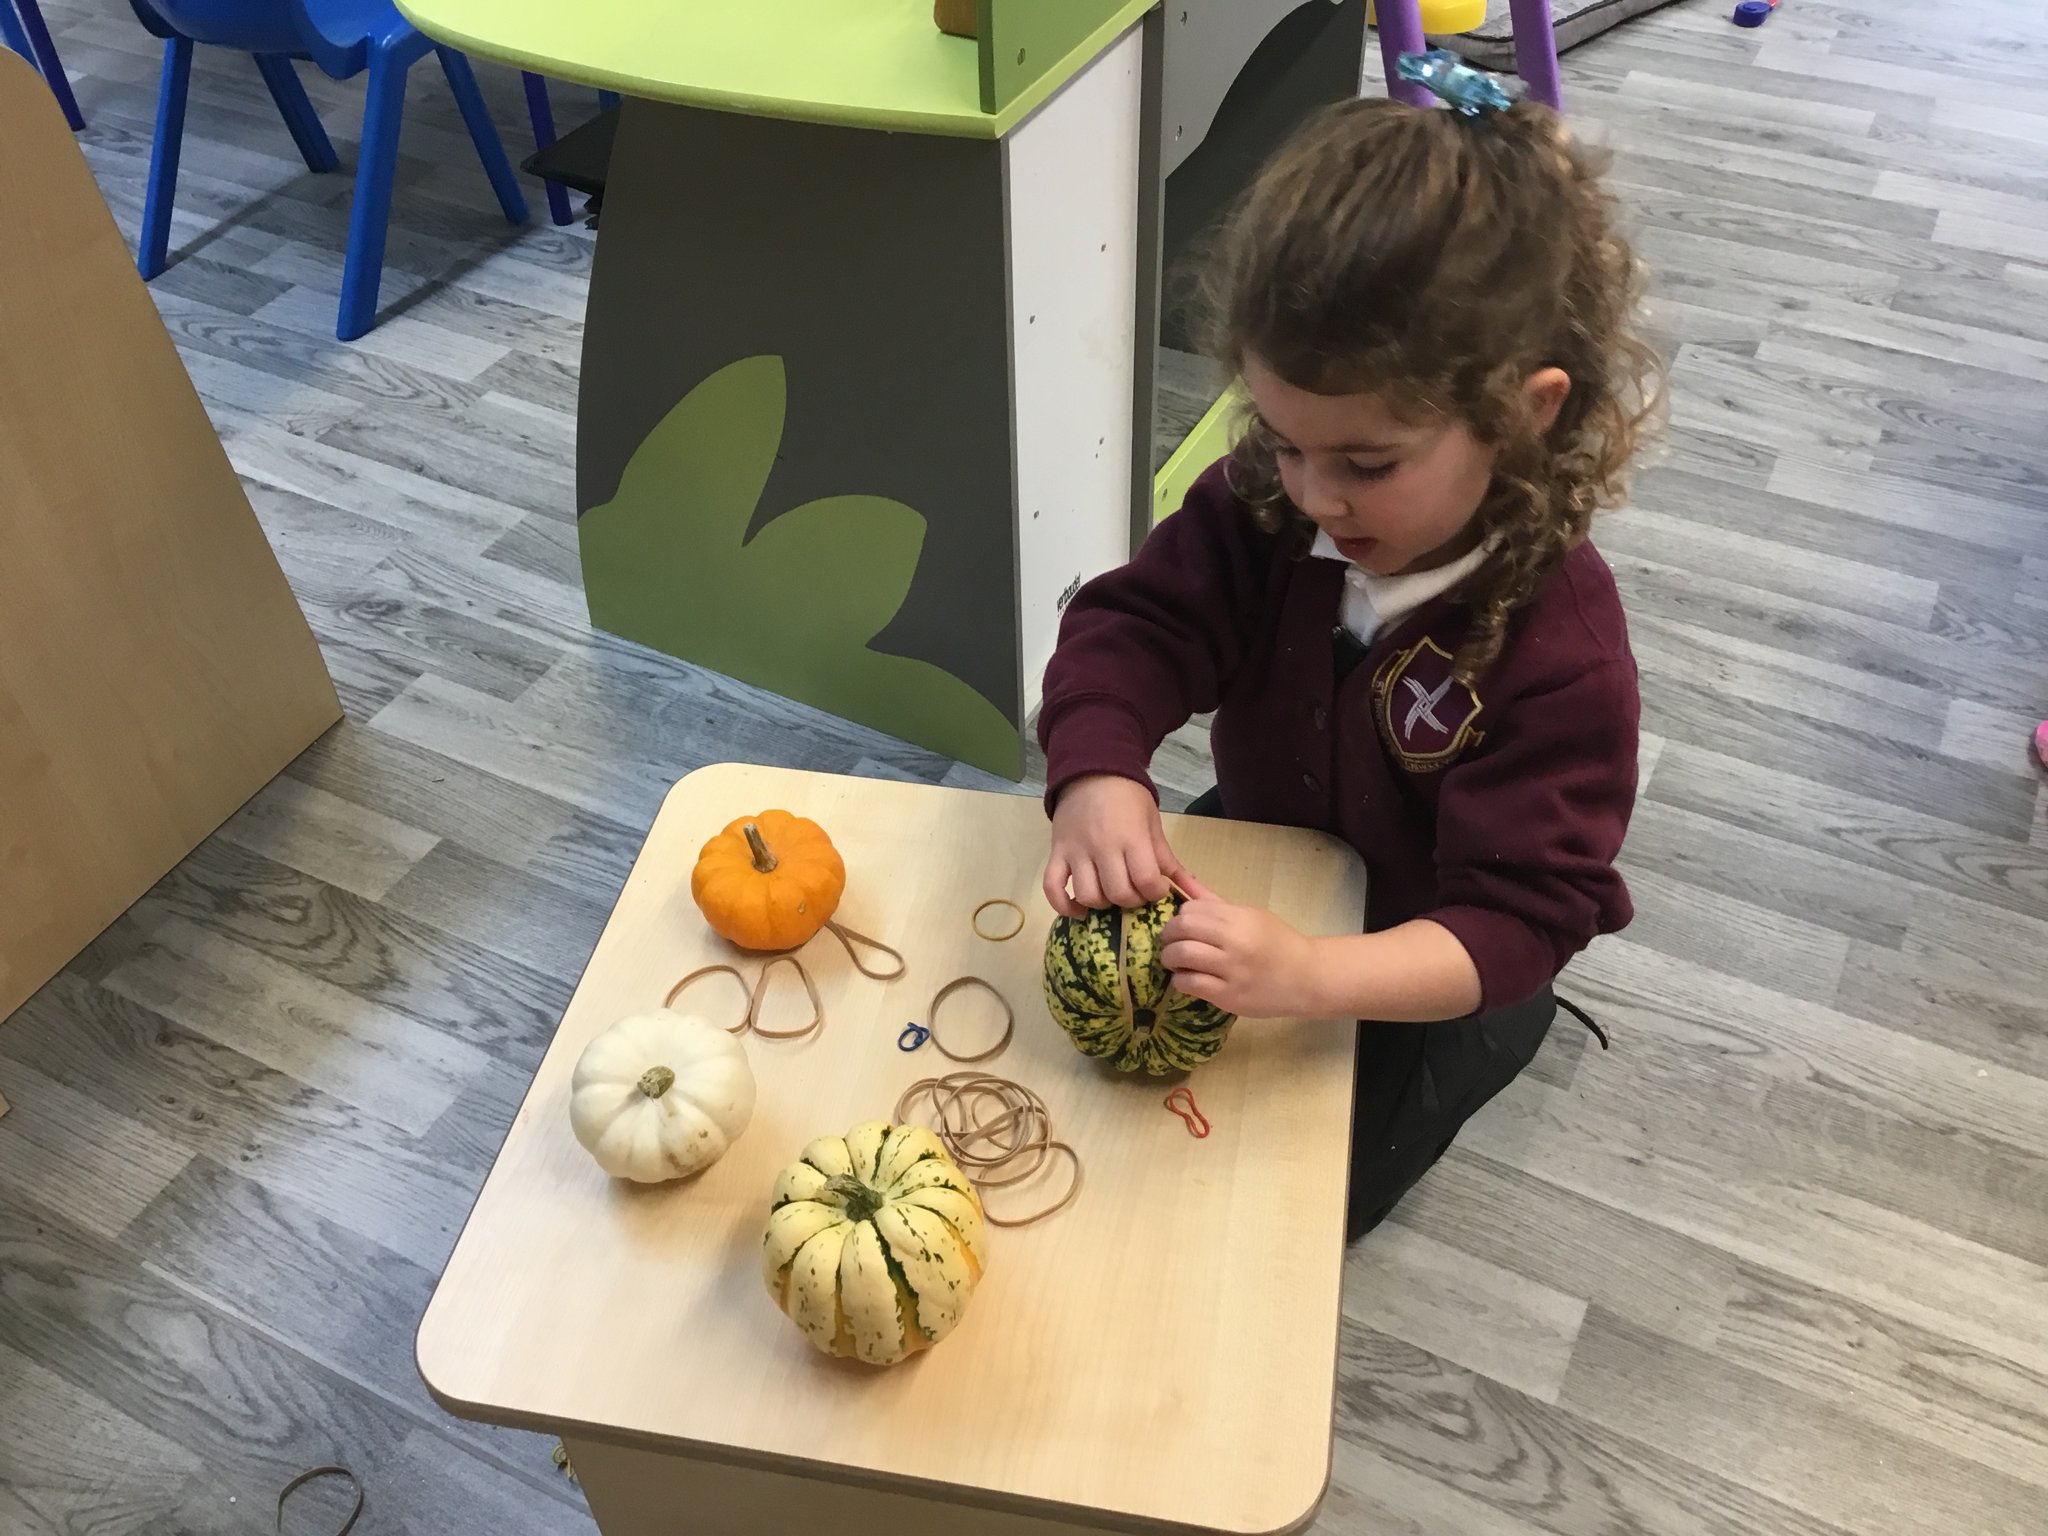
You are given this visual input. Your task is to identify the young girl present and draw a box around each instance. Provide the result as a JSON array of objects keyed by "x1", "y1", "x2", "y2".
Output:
[{"x1": 1038, "y1": 83, "x2": 1663, "y2": 1241}]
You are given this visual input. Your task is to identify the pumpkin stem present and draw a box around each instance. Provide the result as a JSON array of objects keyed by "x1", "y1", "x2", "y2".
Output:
[
  {"x1": 637, "y1": 1065, "x2": 675, "y2": 1099},
  {"x1": 824, "y1": 1172, "x2": 884, "y2": 1225},
  {"x1": 742, "y1": 822, "x2": 778, "y2": 874}
]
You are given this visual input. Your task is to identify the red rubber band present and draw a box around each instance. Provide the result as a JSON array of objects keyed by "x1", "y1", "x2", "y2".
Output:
[{"x1": 1164, "y1": 1086, "x2": 1210, "y2": 1139}]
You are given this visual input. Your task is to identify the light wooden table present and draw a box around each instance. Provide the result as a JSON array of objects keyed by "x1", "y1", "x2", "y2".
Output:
[{"x1": 417, "y1": 764, "x2": 1366, "y2": 1536}]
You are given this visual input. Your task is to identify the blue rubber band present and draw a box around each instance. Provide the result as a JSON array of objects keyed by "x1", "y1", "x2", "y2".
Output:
[{"x1": 897, "y1": 1023, "x2": 931, "y2": 1052}]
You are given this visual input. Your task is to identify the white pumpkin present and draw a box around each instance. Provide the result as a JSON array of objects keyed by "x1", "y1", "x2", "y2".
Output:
[
  {"x1": 762, "y1": 1121, "x2": 988, "y2": 1366},
  {"x1": 569, "y1": 1012, "x2": 755, "y2": 1182}
]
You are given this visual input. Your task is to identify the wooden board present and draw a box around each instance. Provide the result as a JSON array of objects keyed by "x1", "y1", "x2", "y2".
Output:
[
  {"x1": 0, "y1": 51, "x2": 341, "y2": 1023},
  {"x1": 418, "y1": 763, "x2": 1366, "y2": 1535},
  {"x1": 1007, "y1": 27, "x2": 1146, "y2": 717}
]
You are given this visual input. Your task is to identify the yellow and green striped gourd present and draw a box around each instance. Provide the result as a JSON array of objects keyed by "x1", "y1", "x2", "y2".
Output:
[
  {"x1": 763, "y1": 1121, "x2": 987, "y2": 1366},
  {"x1": 1044, "y1": 897, "x2": 1236, "y2": 1075}
]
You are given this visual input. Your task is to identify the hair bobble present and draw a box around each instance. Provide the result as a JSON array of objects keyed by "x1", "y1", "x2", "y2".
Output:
[{"x1": 1395, "y1": 49, "x2": 1521, "y2": 118}]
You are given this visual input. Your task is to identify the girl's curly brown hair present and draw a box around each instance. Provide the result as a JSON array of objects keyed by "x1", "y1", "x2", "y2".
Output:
[{"x1": 1202, "y1": 96, "x2": 1665, "y2": 681}]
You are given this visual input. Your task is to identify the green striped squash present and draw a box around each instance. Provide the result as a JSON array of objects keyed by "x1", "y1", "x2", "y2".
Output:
[{"x1": 1043, "y1": 898, "x2": 1236, "y2": 1074}]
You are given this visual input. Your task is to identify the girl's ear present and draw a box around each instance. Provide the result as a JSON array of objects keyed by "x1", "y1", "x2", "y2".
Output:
[{"x1": 1525, "y1": 366, "x2": 1572, "y2": 432}]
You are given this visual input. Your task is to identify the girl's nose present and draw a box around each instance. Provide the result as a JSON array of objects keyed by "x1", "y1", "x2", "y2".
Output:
[{"x1": 1297, "y1": 462, "x2": 1352, "y2": 524}]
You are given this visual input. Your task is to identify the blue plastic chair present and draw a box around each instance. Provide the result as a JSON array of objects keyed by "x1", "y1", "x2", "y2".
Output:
[
  {"x1": 2, "y1": 0, "x2": 87, "y2": 129},
  {"x1": 128, "y1": 0, "x2": 528, "y2": 339}
]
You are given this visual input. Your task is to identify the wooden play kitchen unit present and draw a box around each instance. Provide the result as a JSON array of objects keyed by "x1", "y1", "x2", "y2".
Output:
[
  {"x1": 389, "y1": 0, "x2": 1387, "y2": 778},
  {"x1": 417, "y1": 764, "x2": 1367, "y2": 1535}
]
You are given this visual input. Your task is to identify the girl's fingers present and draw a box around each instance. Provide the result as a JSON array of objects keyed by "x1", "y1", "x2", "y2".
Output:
[
  {"x1": 1099, "y1": 852, "x2": 1144, "y2": 910},
  {"x1": 1043, "y1": 856, "x2": 1082, "y2": 919},
  {"x1": 1173, "y1": 970, "x2": 1225, "y2": 1004},
  {"x1": 1153, "y1": 827, "x2": 1191, "y2": 887},
  {"x1": 1162, "y1": 902, "x2": 1228, "y2": 945},
  {"x1": 1069, "y1": 862, "x2": 1107, "y2": 914},
  {"x1": 1161, "y1": 938, "x2": 1229, "y2": 975},
  {"x1": 1175, "y1": 871, "x2": 1222, "y2": 903},
  {"x1": 1125, "y1": 843, "x2": 1171, "y2": 903}
]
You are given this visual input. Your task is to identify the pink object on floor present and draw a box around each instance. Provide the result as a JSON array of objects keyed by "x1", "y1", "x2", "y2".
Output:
[{"x1": 2034, "y1": 720, "x2": 2048, "y2": 770}]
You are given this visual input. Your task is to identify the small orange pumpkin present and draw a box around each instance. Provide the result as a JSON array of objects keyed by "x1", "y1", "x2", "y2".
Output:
[{"x1": 692, "y1": 812, "x2": 845, "y2": 952}]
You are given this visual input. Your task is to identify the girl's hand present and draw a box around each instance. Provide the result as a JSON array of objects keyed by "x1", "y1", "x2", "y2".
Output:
[
  {"x1": 1044, "y1": 774, "x2": 1188, "y2": 917},
  {"x1": 1160, "y1": 874, "x2": 1326, "y2": 1017}
]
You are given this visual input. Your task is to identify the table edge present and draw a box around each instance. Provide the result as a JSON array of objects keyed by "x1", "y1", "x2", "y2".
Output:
[
  {"x1": 416, "y1": 1338, "x2": 1333, "y2": 1536},
  {"x1": 396, "y1": 2, "x2": 1151, "y2": 140}
]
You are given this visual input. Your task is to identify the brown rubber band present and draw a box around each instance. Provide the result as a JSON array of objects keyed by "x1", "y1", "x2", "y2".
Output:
[
  {"x1": 926, "y1": 976, "x2": 1015, "y2": 1063},
  {"x1": 277, "y1": 1466, "x2": 363, "y2": 1535},
  {"x1": 665, "y1": 964, "x2": 755, "y2": 1034},
  {"x1": 1117, "y1": 901, "x2": 1138, "y2": 1039},
  {"x1": 823, "y1": 920, "x2": 908, "y2": 981},
  {"x1": 747, "y1": 954, "x2": 826, "y2": 1041},
  {"x1": 970, "y1": 899, "x2": 1027, "y2": 943},
  {"x1": 664, "y1": 957, "x2": 823, "y2": 1042},
  {"x1": 894, "y1": 1071, "x2": 1083, "y2": 1226},
  {"x1": 662, "y1": 916, "x2": 901, "y2": 1042}
]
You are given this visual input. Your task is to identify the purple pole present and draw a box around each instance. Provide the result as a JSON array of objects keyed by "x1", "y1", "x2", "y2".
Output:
[
  {"x1": 1508, "y1": 0, "x2": 1563, "y2": 111},
  {"x1": 1374, "y1": 0, "x2": 1432, "y2": 108}
]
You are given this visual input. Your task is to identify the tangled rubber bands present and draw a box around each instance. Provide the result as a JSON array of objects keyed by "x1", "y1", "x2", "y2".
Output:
[
  {"x1": 664, "y1": 920, "x2": 905, "y2": 1043},
  {"x1": 892, "y1": 900, "x2": 1080, "y2": 1223},
  {"x1": 895, "y1": 1072, "x2": 1082, "y2": 1227}
]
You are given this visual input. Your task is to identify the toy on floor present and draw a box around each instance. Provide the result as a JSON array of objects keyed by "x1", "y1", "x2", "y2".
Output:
[
  {"x1": 1368, "y1": 1, "x2": 1490, "y2": 34},
  {"x1": 1733, "y1": 0, "x2": 1780, "y2": 25}
]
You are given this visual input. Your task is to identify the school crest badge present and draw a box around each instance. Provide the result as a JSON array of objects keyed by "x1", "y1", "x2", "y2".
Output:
[{"x1": 1372, "y1": 636, "x2": 1483, "y2": 772}]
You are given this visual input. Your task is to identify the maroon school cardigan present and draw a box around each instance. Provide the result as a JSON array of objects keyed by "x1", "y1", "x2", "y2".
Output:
[{"x1": 1039, "y1": 463, "x2": 1639, "y2": 1011}]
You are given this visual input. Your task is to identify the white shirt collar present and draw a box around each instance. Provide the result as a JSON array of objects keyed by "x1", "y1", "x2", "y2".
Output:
[{"x1": 1310, "y1": 529, "x2": 1492, "y2": 601}]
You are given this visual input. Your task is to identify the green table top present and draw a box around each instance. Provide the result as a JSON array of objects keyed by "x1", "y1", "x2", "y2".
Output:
[{"x1": 397, "y1": 0, "x2": 1147, "y2": 138}]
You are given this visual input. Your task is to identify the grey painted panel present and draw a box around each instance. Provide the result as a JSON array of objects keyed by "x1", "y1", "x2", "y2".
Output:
[
  {"x1": 579, "y1": 100, "x2": 1021, "y2": 723},
  {"x1": 1161, "y1": 0, "x2": 1357, "y2": 177},
  {"x1": 1158, "y1": 0, "x2": 1368, "y2": 351}
]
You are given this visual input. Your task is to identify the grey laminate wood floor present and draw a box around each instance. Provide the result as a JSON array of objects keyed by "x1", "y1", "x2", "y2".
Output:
[{"x1": 5, "y1": 2, "x2": 2048, "y2": 1532}]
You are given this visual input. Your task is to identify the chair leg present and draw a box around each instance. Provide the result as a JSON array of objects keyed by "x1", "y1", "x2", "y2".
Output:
[
  {"x1": 335, "y1": 46, "x2": 406, "y2": 340},
  {"x1": 1506, "y1": 0, "x2": 1562, "y2": 111},
  {"x1": 1, "y1": 2, "x2": 32, "y2": 62},
  {"x1": 139, "y1": 35, "x2": 193, "y2": 280},
  {"x1": 254, "y1": 53, "x2": 338, "y2": 172},
  {"x1": 438, "y1": 47, "x2": 528, "y2": 226},
  {"x1": 14, "y1": 0, "x2": 85, "y2": 130},
  {"x1": 521, "y1": 70, "x2": 573, "y2": 226}
]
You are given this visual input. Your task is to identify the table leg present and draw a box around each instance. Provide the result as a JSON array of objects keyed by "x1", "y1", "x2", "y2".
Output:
[
  {"x1": 1508, "y1": 0, "x2": 1563, "y2": 110},
  {"x1": 562, "y1": 1436, "x2": 1126, "y2": 1536}
]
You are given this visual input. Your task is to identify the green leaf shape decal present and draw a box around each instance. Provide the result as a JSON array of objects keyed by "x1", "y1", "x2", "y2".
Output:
[{"x1": 580, "y1": 355, "x2": 1021, "y2": 776}]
